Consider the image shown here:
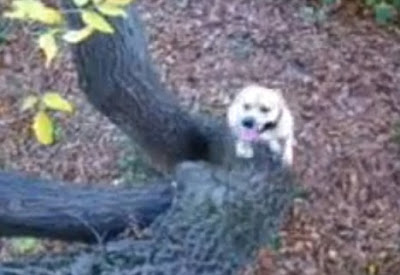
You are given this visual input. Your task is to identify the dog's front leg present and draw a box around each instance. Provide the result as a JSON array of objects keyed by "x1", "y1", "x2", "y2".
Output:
[
  {"x1": 268, "y1": 139, "x2": 282, "y2": 161},
  {"x1": 282, "y1": 136, "x2": 294, "y2": 166},
  {"x1": 235, "y1": 140, "x2": 254, "y2": 158}
]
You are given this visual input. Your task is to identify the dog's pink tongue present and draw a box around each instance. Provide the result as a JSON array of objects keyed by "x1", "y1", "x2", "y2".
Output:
[{"x1": 240, "y1": 129, "x2": 259, "y2": 141}]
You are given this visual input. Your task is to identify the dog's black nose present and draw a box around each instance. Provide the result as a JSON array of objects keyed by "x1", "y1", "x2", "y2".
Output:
[{"x1": 241, "y1": 117, "x2": 255, "y2": 129}]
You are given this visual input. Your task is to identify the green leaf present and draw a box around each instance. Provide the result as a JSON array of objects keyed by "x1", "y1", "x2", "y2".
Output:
[
  {"x1": 32, "y1": 111, "x2": 54, "y2": 145},
  {"x1": 73, "y1": 0, "x2": 90, "y2": 7},
  {"x1": 38, "y1": 32, "x2": 58, "y2": 67},
  {"x1": 374, "y1": 2, "x2": 394, "y2": 25},
  {"x1": 62, "y1": 26, "x2": 94, "y2": 43},
  {"x1": 0, "y1": 29, "x2": 8, "y2": 45},
  {"x1": 96, "y1": 3, "x2": 127, "y2": 18},
  {"x1": 322, "y1": 0, "x2": 336, "y2": 5},
  {"x1": 105, "y1": 0, "x2": 135, "y2": 6},
  {"x1": 299, "y1": 6, "x2": 317, "y2": 23},
  {"x1": 11, "y1": 237, "x2": 40, "y2": 255},
  {"x1": 365, "y1": 0, "x2": 376, "y2": 7},
  {"x1": 81, "y1": 10, "x2": 114, "y2": 33},
  {"x1": 53, "y1": 120, "x2": 63, "y2": 141},
  {"x1": 21, "y1": 95, "x2": 39, "y2": 111},
  {"x1": 268, "y1": 235, "x2": 282, "y2": 251},
  {"x1": 42, "y1": 92, "x2": 74, "y2": 113},
  {"x1": 393, "y1": 0, "x2": 400, "y2": 9}
]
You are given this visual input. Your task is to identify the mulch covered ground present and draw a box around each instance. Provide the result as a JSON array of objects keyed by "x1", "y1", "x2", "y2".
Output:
[
  {"x1": 0, "y1": 28, "x2": 123, "y2": 184},
  {"x1": 1, "y1": 0, "x2": 400, "y2": 274}
]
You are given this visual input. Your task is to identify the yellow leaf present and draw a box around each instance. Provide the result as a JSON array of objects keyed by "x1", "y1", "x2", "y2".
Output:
[
  {"x1": 105, "y1": 0, "x2": 135, "y2": 6},
  {"x1": 81, "y1": 10, "x2": 114, "y2": 33},
  {"x1": 38, "y1": 32, "x2": 58, "y2": 67},
  {"x1": 366, "y1": 264, "x2": 379, "y2": 275},
  {"x1": 35, "y1": 7, "x2": 64, "y2": 25},
  {"x1": 96, "y1": 3, "x2": 127, "y2": 18},
  {"x1": 42, "y1": 92, "x2": 74, "y2": 113},
  {"x1": 62, "y1": 26, "x2": 94, "y2": 43},
  {"x1": 16, "y1": 0, "x2": 43, "y2": 18},
  {"x1": 22, "y1": 0, "x2": 43, "y2": 10},
  {"x1": 32, "y1": 111, "x2": 54, "y2": 145},
  {"x1": 21, "y1": 95, "x2": 39, "y2": 111},
  {"x1": 73, "y1": 0, "x2": 90, "y2": 7},
  {"x1": 2, "y1": 0, "x2": 35, "y2": 20},
  {"x1": 3, "y1": 10, "x2": 27, "y2": 19},
  {"x1": 5, "y1": 0, "x2": 63, "y2": 25}
]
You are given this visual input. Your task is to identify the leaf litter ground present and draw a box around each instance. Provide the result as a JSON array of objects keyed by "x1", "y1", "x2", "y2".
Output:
[{"x1": 1, "y1": 0, "x2": 400, "y2": 273}]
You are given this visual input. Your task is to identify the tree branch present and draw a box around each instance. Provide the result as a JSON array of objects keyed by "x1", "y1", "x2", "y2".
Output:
[
  {"x1": 0, "y1": 172, "x2": 173, "y2": 242},
  {"x1": 0, "y1": 162, "x2": 296, "y2": 275}
]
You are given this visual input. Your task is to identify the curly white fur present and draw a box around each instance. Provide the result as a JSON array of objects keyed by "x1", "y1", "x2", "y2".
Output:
[{"x1": 227, "y1": 84, "x2": 295, "y2": 166}]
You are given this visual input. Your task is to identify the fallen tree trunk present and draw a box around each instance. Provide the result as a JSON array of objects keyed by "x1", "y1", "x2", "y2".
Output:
[
  {"x1": 0, "y1": 161, "x2": 296, "y2": 275},
  {"x1": 0, "y1": 172, "x2": 173, "y2": 242}
]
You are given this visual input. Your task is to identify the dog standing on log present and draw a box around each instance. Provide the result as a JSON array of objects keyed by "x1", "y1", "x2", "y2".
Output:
[{"x1": 227, "y1": 84, "x2": 295, "y2": 166}]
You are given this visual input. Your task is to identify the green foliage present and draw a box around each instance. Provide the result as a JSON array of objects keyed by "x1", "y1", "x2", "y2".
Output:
[
  {"x1": 391, "y1": 120, "x2": 400, "y2": 144},
  {"x1": 319, "y1": 0, "x2": 400, "y2": 25},
  {"x1": 0, "y1": 31, "x2": 8, "y2": 44},
  {"x1": 20, "y1": 92, "x2": 74, "y2": 145},
  {"x1": 2, "y1": 0, "x2": 135, "y2": 66},
  {"x1": 292, "y1": 185, "x2": 310, "y2": 200},
  {"x1": 0, "y1": 18, "x2": 12, "y2": 45},
  {"x1": 268, "y1": 234, "x2": 282, "y2": 251},
  {"x1": 299, "y1": 5, "x2": 327, "y2": 24},
  {"x1": 373, "y1": 1, "x2": 396, "y2": 24},
  {"x1": 53, "y1": 120, "x2": 64, "y2": 142},
  {"x1": 322, "y1": 0, "x2": 338, "y2": 5},
  {"x1": 2, "y1": 0, "x2": 135, "y2": 146},
  {"x1": 10, "y1": 237, "x2": 42, "y2": 255}
]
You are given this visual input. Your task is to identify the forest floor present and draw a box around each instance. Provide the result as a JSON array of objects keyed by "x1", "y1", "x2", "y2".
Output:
[{"x1": 1, "y1": 0, "x2": 400, "y2": 274}]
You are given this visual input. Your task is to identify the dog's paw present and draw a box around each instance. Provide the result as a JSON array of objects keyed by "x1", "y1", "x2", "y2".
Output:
[
  {"x1": 282, "y1": 150, "x2": 293, "y2": 167},
  {"x1": 235, "y1": 141, "x2": 254, "y2": 159},
  {"x1": 268, "y1": 140, "x2": 282, "y2": 155}
]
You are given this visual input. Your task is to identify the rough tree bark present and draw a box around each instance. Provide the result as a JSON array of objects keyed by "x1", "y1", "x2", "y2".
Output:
[
  {"x1": 0, "y1": 161, "x2": 296, "y2": 275},
  {"x1": 64, "y1": 2, "x2": 230, "y2": 174},
  {"x1": 0, "y1": 172, "x2": 173, "y2": 242},
  {"x1": 0, "y1": 2, "x2": 297, "y2": 274}
]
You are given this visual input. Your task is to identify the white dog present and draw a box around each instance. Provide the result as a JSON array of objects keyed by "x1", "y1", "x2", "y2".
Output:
[{"x1": 227, "y1": 84, "x2": 295, "y2": 166}]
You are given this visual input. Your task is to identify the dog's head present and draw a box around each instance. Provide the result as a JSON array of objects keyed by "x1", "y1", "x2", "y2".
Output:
[{"x1": 227, "y1": 85, "x2": 284, "y2": 142}]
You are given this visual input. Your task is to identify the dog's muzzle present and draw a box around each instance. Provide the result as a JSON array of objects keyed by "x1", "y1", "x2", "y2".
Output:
[
  {"x1": 241, "y1": 117, "x2": 255, "y2": 129},
  {"x1": 238, "y1": 117, "x2": 259, "y2": 141}
]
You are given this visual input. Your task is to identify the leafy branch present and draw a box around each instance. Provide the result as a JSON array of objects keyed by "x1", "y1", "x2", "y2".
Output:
[
  {"x1": 3, "y1": 0, "x2": 134, "y2": 67},
  {"x1": 3, "y1": 0, "x2": 135, "y2": 145},
  {"x1": 21, "y1": 92, "x2": 74, "y2": 145}
]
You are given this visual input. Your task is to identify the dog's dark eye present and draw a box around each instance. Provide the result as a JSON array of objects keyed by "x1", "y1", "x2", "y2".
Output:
[
  {"x1": 259, "y1": 106, "x2": 270, "y2": 113},
  {"x1": 243, "y1": 104, "x2": 251, "y2": 110}
]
